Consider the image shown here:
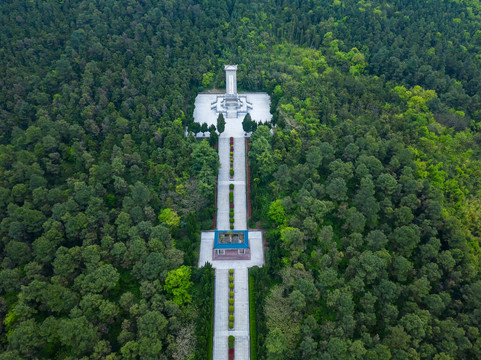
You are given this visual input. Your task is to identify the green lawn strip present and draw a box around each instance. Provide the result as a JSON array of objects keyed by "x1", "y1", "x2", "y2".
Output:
[
  {"x1": 249, "y1": 272, "x2": 257, "y2": 360},
  {"x1": 208, "y1": 270, "x2": 214, "y2": 360}
]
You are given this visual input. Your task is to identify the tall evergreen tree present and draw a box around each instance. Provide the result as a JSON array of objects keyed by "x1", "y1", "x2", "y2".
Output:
[
  {"x1": 242, "y1": 113, "x2": 253, "y2": 133},
  {"x1": 217, "y1": 113, "x2": 226, "y2": 134}
]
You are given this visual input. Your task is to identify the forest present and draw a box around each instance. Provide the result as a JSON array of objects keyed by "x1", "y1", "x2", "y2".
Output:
[{"x1": 1, "y1": 0, "x2": 481, "y2": 359}]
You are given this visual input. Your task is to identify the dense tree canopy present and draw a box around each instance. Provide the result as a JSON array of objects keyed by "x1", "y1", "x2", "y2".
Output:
[
  {"x1": 0, "y1": 0, "x2": 221, "y2": 358},
  {"x1": 245, "y1": 1, "x2": 481, "y2": 358}
]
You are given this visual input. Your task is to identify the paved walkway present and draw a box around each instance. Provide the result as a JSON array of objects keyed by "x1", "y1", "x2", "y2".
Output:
[
  {"x1": 212, "y1": 136, "x2": 252, "y2": 360},
  {"x1": 212, "y1": 268, "x2": 250, "y2": 360},
  {"x1": 232, "y1": 138, "x2": 247, "y2": 230},
  {"x1": 213, "y1": 268, "x2": 229, "y2": 357},
  {"x1": 217, "y1": 137, "x2": 247, "y2": 230},
  {"x1": 233, "y1": 268, "x2": 250, "y2": 359},
  {"x1": 216, "y1": 137, "x2": 230, "y2": 231},
  {"x1": 197, "y1": 106, "x2": 268, "y2": 359}
]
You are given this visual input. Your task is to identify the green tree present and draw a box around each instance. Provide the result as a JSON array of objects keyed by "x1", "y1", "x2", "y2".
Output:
[
  {"x1": 137, "y1": 311, "x2": 168, "y2": 338},
  {"x1": 164, "y1": 265, "x2": 193, "y2": 306},
  {"x1": 354, "y1": 177, "x2": 380, "y2": 227},
  {"x1": 242, "y1": 113, "x2": 253, "y2": 133},
  {"x1": 191, "y1": 140, "x2": 220, "y2": 176},
  {"x1": 365, "y1": 230, "x2": 388, "y2": 251},
  {"x1": 391, "y1": 225, "x2": 421, "y2": 257},
  {"x1": 217, "y1": 113, "x2": 226, "y2": 134},
  {"x1": 58, "y1": 316, "x2": 99, "y2": 356},
  {"x1": 326, "y1": 177, "x2": 348, "y2": 202},
  {"x1": 6, "y1": 319, "x2": 42, "y2": 358},
  {"x1": 265, "y1": 328, "x2": 287, "y2": 360},
  {"x1": 249, "y1": 129, "x2": 279, "y2": 181},
  {"x1": 268, "y1": 199, "x2": 286, "y2": 225},
  {"x1": 345, "y1": 207, "x2": 366, "y2": 233},
  {"x1": 81, "y1": 264, "x2": 120, "y2": 295},
  {"x1": 190, "y1": 122, "x2": 201, "y2": 134},
  {"x1": 158, "y1": 208, "x2": 181, "y2": 229}
]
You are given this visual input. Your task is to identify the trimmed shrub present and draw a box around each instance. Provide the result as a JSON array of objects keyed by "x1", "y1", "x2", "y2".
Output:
[
  {"x1": 230, "y1": 210, "x2": 234, "y2": 217},
  {"x1": 229, "y1": 192, "x2": 234, "y2": 203},
  {"x1": 228, "y1": 336, "x2": 235, "y2": 349},
  {"x1": 229, "y1": 298, "x2": 234, "y2": 305},
  {"x1": 230, "y1": 151, "x2": 233, "y2": 156},
  {"x1": 229, "y1": 315, "x2": 234, "y2": 322},
  {"x1": 229, "y1": 184, "x2": 234, "y2": 190},
  {"x1": 230, "y1": 218, "x2": 235, "y2": 223},
  {"x1": 229, "y1": 276, "x2": 234, "y2": 282},
  {"x1": 230, "y1": 224, "x2": 234, "y2": 230},
  {"x1": 229, "y1": 305, "x2": 234, "y2": 313},
  {"x1": 230, "y1": 169, "x2": 234, "y2": 177},
  {"x1": 229, "y1": 322, "x2": 234, "y2": 329},
  {"x1": 229, "y1": 269, "x2": 234, "y2": 275},
  {"x1": 229, "y1": 282, "x2": 234, "y2": 289},
  {"x1": 230, "y1": 291, "x2": 234, "y2": 297}
]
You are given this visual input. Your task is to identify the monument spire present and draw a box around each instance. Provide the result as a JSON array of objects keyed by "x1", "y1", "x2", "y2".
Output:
[
  {"x1": 224, "y1": 65, "x2": 238, "y2": 100},
  {"x1": 207, "y1": 64, "x2": 253, "y2": 119}
]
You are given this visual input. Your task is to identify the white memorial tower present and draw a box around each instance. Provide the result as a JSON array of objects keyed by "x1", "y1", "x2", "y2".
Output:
[
  {"x1": 208, "y1": 64, "x2": 253, "y2": 119},
  {"x1": 224, "y1": 65, "x2": 238, "y2": 102}
]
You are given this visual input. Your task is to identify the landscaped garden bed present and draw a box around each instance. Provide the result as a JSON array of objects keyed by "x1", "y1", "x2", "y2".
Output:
[
  {"x1": 229, "y1": 179, "x2": 234, "y2": 230},
  {"x1": 230, "y1": 137, "x2": 234, "y2": 179},
  {"x1": 228, "y1": 335, "x2": 235, "y2": 360},
  {"x1": 228, "y1": 269, "x2": 235, "y2": 331}
]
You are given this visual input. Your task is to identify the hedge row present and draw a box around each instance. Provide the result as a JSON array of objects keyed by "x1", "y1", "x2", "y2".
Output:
[
  {"x1": 249, "y1": 272, "x2": 257, "y2": 360},
  {"x1": 228, "y1": 269, "x2": 235, "y2": 330},
  {"x1": 229, "y1": 137, "x2": 234, "y2": 178}
]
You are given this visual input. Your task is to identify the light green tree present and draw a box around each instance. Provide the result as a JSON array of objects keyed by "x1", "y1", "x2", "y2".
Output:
[
  {"x1": 268, "y1": 199, "x2": 286, "y2": 225},
  {"x1": 265, "y1": 328, "x2": 287, "y2": 360},
  {"x1": 158, "y1": 208, "x2": 181, "y2": 229},
  {"x1": 164, "y1": 265, "x2": 193, "y2": 306}
]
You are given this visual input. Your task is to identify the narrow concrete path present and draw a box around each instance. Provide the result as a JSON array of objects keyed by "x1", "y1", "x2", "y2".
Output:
[
  {"x1": 233, "y1": 268, "x2": 250, "y2": 359},
  {"x1": 213, "y1": 267, "x2": 250, "y2": 360},
  {"x1": 212, "y1": 137, "x2": 250, "y2": 360},
  {"x1": 217, "y1": 137, "x2": 230, "y2": 231},
  {"x1": 213, "y1": 268, "x2": 229, "y2": 358},
  {"x1": 217, "y1": 137, "x2": 247, "y2": 230},
  {"x1": 233, "y1": 138, "x2": 247, "y2": 230}
]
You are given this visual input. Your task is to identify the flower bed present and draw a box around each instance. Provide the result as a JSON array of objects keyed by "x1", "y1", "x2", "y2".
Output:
[
  {"x1": 229, "y1": 335, "x2": 235, "y2": 360},
  {"x1": 230, "y1": 137, "x2": 234, "y2": 179},
  {"x1": 228, "y1": 269, "x2": 235, "y2": 330}
]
